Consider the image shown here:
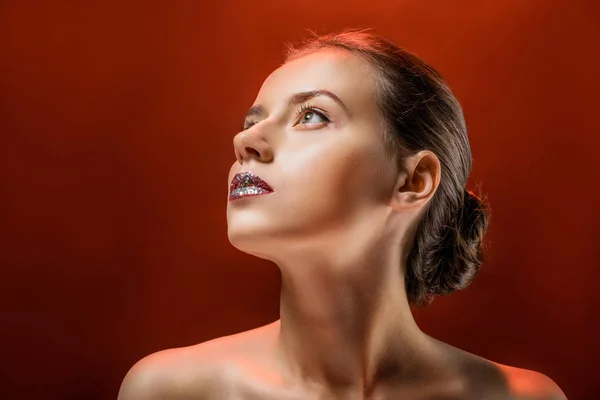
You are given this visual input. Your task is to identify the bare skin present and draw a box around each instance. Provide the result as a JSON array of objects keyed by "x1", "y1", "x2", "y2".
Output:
[
  {"x1": 119, "y1": 48, "x2": 566, "y2": 400},
  {"x1": 119, "y1": 321, "x2": 566, "y2": 399}
]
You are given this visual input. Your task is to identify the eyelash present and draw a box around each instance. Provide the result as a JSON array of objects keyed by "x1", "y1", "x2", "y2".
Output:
[
  {"x1": 294, "y1": 103, "x2": 331, "y2": 126},
  {"x1": 241, "y1": 103, "x2": 331, "y2": 131}
]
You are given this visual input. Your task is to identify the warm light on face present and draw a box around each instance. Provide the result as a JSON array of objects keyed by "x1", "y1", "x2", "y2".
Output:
[{"x1": 226, "y1": 48, "x2": 397, "y2": 259}]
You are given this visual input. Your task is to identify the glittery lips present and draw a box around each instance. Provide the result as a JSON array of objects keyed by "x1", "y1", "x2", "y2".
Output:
[{"x1": 229, "y1": 171, "x2": 274, "y2": 201}]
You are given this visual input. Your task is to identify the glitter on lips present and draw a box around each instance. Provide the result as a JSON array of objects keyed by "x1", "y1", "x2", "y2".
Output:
[{"x1": 229, "y1": 172, "x2": 274, "y2": 201}]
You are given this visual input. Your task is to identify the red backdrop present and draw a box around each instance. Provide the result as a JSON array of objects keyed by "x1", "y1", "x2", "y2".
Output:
[{"x1": 1, "y1": 1, "x2": 598, "y2": 399}]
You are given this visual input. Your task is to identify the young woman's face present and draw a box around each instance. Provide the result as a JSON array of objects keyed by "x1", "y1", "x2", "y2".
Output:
[{"x1": 227, "y1": 48, "x2": 399, "y2": 259}]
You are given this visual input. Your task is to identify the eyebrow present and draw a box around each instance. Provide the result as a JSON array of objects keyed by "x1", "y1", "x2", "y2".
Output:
[{"x1": 243, "y1": 89, "x2": 350, "y2": 124}]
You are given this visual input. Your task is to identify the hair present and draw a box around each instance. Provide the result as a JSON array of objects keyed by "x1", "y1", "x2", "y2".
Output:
[{"x1": 284, "y1": 29, "x2": 491, "y2": 307}]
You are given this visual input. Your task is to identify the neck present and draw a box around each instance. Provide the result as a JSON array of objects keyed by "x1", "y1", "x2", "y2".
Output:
[{"x1": 271, "y1": 215, "x2": 440, "y2": 396}]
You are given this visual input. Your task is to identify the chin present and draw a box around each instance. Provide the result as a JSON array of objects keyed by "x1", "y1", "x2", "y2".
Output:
[{"x1": 226, "y1": 223, "x2": 279, "y2": 261}]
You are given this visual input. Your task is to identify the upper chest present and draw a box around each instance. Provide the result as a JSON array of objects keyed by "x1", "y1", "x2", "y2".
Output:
[
  {"x1": 195, "y1": 329, "x2": 527, "y2": 400},
  {"x1": 222, "y1": 365, "x2": 490, "y2": 400}
]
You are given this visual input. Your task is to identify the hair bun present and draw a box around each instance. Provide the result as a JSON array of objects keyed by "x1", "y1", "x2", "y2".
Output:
[
  {"x1": 431, "y1": 188, "x2": 490, "y2": 301},
  {"x1": 406, "y1": 188, "x2": 490, "y2": 307}
]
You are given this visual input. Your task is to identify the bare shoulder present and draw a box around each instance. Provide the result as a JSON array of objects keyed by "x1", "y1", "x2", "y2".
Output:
[
  {"x1": 495, "y1": 363, "x2": 568, "y2": 400},
  {"x1": 117, "y1": 338, "x2": 234, "y2": 400},
  {"x1": 117, "y1": 324, "x2": 277, "y2": 400},
  {"x1": 432, "y1": 339, "x2": 567, "y2": 400}
]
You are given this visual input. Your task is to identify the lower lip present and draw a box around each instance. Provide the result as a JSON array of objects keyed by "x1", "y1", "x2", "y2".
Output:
[{"x1": 229, "y1": 186, "x2": 273, "y2": 201}]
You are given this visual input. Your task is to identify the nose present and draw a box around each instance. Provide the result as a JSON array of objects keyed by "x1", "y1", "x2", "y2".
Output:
[{"x1": 232, "y1": 125, "x2": 274, "y2": 165}]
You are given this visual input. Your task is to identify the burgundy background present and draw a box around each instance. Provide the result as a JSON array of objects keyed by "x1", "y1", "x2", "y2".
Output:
[{"x1": 1, "y1": 1, "x2": 598, "y2": 399}]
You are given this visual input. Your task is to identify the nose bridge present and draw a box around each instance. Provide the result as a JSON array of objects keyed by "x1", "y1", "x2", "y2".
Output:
[{"x1": 233, "y1": 124, "x2": 274, "y2": 165}]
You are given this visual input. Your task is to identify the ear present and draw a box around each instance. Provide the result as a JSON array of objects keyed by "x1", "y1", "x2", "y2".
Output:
[{"x1": 390, "y1": 150, "x2": 441, "y2": 212}]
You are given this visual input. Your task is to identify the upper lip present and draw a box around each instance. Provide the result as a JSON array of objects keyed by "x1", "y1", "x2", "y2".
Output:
[{"x1": 230, "y1": 171, "x2": 274, "y2": 192}]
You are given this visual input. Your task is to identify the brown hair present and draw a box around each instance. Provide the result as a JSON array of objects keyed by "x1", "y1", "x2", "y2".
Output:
[{"x1": 285, "y1": 29, "x2": 491, "y2": 307}]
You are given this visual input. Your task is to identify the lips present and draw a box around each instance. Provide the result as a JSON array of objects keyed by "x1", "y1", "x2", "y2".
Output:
[{"x1": 229, "y1": 171, "x2": 274, "y2": 201}]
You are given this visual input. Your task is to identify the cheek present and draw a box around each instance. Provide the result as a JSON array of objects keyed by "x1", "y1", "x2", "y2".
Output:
[{"x1": 278, "y1": 140, "x2": 385, "y2": 214}]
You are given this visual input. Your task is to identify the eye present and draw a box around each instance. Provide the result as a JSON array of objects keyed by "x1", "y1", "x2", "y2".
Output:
[
  {"x1": 299, "y1": 111, "x2": 325, "y2": 124},
  {"x1": 293, "y1": 103, "x2": 330, "y2": 127}
]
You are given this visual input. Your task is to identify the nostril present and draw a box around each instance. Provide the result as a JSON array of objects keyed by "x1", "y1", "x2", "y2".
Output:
[{"x1": 246, "y1": 148, "x2": 260, "y2": 157}]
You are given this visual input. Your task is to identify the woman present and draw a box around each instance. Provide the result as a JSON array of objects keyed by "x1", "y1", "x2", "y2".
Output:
[{"x1": 119, "y1": 30, "x2": 566, "y2": 399}]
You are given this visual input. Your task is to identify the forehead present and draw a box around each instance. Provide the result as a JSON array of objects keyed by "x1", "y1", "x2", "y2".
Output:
[{"x1": 255, "y1": 48, "x2": 377, "y2": 110}]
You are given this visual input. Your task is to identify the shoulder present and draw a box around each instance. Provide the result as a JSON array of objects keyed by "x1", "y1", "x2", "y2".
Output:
[
  {"x1": 117, "y1": 339, "x2": 235, "y2": 400},
  {"x1": 434, "y1": 340, "x2": 567, "y2": 400},
  {"x1": 117, "y1": 324, "x2": 278, "y2": 400},
  {"x1": 497, "y1": 364, "x2": 568, "y2": 400}
]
